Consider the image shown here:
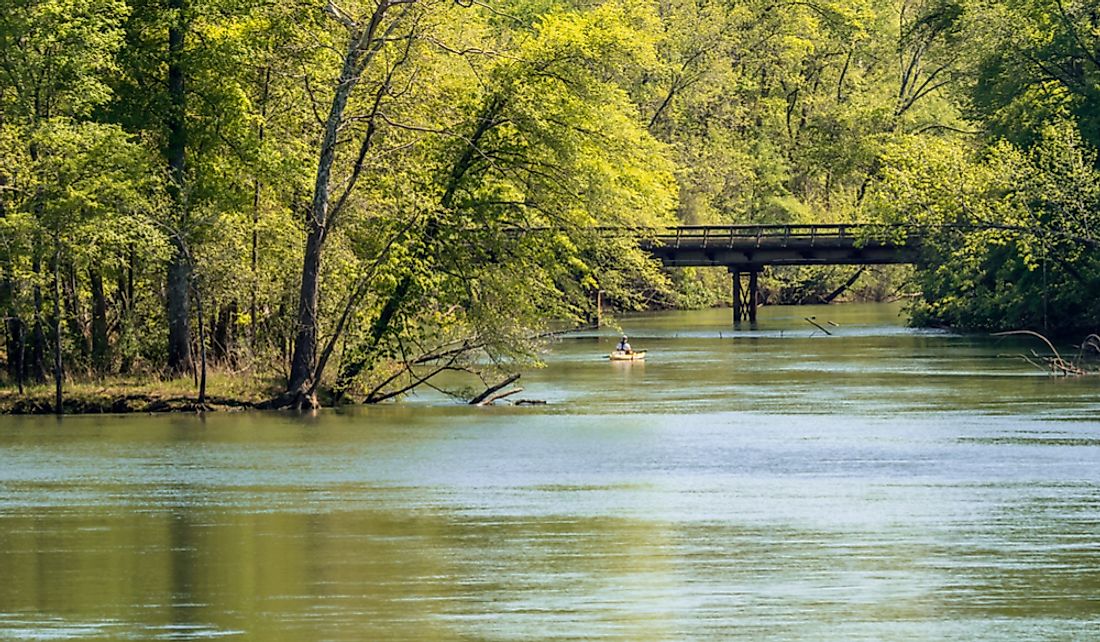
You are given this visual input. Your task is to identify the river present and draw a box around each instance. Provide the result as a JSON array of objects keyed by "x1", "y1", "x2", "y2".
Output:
[{"x1": 1, "y1": 303, "x2": 1098, "y2": 640}]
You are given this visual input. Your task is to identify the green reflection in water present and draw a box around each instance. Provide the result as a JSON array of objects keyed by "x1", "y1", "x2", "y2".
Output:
[{"x1": 1, "y1": 304, "x2": 1098, "y2": 641}]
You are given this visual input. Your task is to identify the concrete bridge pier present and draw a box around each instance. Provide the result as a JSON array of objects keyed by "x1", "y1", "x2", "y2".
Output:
[{"x1": 730, "y1": 268, "x2": 760, "y2": 326}]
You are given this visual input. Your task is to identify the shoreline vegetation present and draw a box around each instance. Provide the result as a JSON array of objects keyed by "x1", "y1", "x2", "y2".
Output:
[
  {"x1": 2, "y1": 1, "x2": 1097, "y2": 415},
  {"x1": 0, "y1": 374, "x2": 272, "y2": 415},
  {"x1": 3, "y1": 310, "x2": 1097, "y2": 416}
]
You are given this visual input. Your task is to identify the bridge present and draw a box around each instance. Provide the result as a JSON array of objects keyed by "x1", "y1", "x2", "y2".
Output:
[
  {"x1": 632, "y1": 224, "x2": 923, "y2": 323},
  {"x1": 637, "y1": 224, "x2": 920, "y2": 267}
]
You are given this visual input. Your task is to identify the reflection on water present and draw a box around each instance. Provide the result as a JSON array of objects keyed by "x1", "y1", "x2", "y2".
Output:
[{"x1": 1, "y1": 304, "x2": 1098, "y2": 640}]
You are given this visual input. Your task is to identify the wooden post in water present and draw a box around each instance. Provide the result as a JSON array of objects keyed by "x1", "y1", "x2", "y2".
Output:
[
  {"x1": 731, "y1": 268, "x2": 742, "y2": 325},
  {"x1": 748, "y1": 270, "x2": 759, "y2": 324}
]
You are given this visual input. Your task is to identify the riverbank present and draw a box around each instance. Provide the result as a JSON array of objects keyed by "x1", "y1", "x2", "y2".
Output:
[
  {"x1": 0, "y1": 375, "x2": 271, "y2": 415},
  {"x1": 2, "y1": 303, "x2": 1092, "y2": 415}
]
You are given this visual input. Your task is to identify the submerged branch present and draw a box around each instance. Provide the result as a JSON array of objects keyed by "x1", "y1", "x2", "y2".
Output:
[
  {"x1": 468, "y1": 373, "x2": 520, "y2": 405},
  {"x1": 994, "y1": 330, "x2": 1093, "y2": 376}
]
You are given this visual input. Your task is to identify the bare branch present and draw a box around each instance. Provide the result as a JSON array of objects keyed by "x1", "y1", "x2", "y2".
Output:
[{"x1": 323, "y1": 0, "x2": 358, "y2": 31}]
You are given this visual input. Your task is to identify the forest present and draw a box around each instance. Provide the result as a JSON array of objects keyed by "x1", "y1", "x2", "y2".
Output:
[{"x1": 0, "y1": 0, "x2": 1097, "y2": 409}]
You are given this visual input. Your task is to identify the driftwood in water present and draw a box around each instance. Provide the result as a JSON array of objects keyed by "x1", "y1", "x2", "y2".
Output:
[
  {"x1": 804, "y1": 317, "x2": 833, "y2": 336},
  {"x1": 1080, "y1": 334, "x2": 1100, "y2": 358},
  {"x1": 469, "y1": 373, "x2": 521, "y2": 405},
  {"x1": 476, "y1": 387, "x2": 524, "y2": 406},
  {"x1": 994, "y1": 330, "x2": 1093, "y2": 376}
]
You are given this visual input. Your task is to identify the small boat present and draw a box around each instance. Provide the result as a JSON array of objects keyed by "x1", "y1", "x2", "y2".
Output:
[{"x1": 609, "y1": 350, "x2": 646, "y2": 361}]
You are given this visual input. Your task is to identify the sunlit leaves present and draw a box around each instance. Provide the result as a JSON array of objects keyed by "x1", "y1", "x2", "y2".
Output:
[
  {"x1": 0, "y1": 0, "x2": 129, "y2": 119},
  {"x1": 867, "y1": 121, "x2": 1100, "y2": 333}
]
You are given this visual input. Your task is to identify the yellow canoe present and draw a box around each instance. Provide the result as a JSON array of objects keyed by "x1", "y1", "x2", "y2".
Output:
[{"x1": 609, "y1": 350, "x2": 646, "y2": 361}]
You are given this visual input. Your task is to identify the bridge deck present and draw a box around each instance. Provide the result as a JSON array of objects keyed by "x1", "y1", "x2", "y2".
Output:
[{"x1": 636, "y1": 224, "x2": 920, "y2": 268}]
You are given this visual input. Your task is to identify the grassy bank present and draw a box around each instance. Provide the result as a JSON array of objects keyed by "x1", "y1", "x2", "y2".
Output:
[{"x1": 0, "y1": 373, "x2": 278, "y2": 415}]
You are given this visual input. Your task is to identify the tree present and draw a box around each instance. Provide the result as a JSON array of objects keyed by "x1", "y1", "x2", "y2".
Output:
[
  {"x1": 327, "y1": 0, "x2": 678, "y2": 401},
  {"x1": 0, "y1": 0, "x2": 131, "y2": 398},
  {"x1": 866, "y1": 123, "x2": 1100, "y2": 333},
  {"x1": 281, "y1": 0, "x2": 430, "y2": 406},
  {"x1": 970, "y1": 0, "x2": 1100, "y2": 149}
]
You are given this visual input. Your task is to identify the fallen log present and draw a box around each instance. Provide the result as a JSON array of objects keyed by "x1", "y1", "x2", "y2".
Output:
[
  {"x1": 469, "y1": 374, "x2": 520, "y2": 405},
  {"x1": 823, "y1": 267, "x2": 865, "y2": 303},
  {"x1": 476, "y1": 387, "x2": 524, "y2": 406},
  {"x1": 514, "y1": 399, "x2": 547, "y2": 406}
]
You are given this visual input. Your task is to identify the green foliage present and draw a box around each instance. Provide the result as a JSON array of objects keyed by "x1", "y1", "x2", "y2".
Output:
[
  {"x1": 969, "y1": 0, "x2": 1100, "y2": 149},
  {"x1": 868, "y1": 122, "x2": 1100, "y2": 333},
  {"x1": 1, "y1": 0, "x2": 1098, "y2": 401},
  {"x1": 0, "y1": 0, "x2": 129, "y2": 119}
]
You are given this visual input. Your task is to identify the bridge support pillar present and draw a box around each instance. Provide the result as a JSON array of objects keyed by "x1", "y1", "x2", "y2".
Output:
[
  {"x1": 730, "y1": 268, "x2": 760, "y2": 326},
  {"x1": 748, "y1": 270, "x2": 758, "y2": 323},
  {"x1": 731, "y1": 269, "x2": 741, "y2": 324}
]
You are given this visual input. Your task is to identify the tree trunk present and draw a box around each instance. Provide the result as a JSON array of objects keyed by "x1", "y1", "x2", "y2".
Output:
[
  {"x1": 63, "y1": 262, "x2": 90, "y2": 360},
  {"x1": 0, "y1": 168, "x2": 16, "y2": 390},
  {"x1": 30, "y1": 254, "x2": 48, "y2": 383},
  {"x1": 89, "y1": 267, "x2": 109, "y2": 373},
  {"x1": 194, "y1": 281, "x2": 207, "y2": 407},
  {"x1": 213, "y1": 299, "x2": 235, "y2": 364},
  {"x1": 251, "y1": 67, "x2": 270, "y2": 350},
  {"x1": 6, "y1": 318, "x2": 25, "y2": 394},
  {"x1": 287, "y1": 228, "x2": 324, "y2": 396},
  {"x1": 3, "y1": 278, "x2": 25, "y2": 393},
  {"x1": 284, "y1": 2, "x2": 414, "y2": 404},
  {"x1": 165, "y1": 0, "x2": 192, "y2": 377},
  {"x1": 167, "y1": 244, "x2": 193, "y2": 375},
  {"x1": 116, "y1": 246, "x2": 135, "y2": 374},
  {"x1": 286, "y1": 34, "x2": 367, "y2": 396},
  {"x1": 52, "y1": 237, "x2": 62, "y2": 415}
]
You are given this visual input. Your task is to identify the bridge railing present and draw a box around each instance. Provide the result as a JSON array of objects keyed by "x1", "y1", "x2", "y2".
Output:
[
  {"x1": 629, "y1": 223, "x2": 916, "y2": 248},
  {"x1": 505, "y1": 223, "x2": 929, "y2": 246}
]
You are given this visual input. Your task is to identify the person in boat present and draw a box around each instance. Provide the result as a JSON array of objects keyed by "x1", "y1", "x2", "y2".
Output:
[{"x1": 616, "y1": 336, "x2": 632, "y2": 353}]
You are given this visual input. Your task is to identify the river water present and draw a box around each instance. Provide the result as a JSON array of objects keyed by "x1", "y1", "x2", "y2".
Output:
[{"x1": 1, "y1": 303, "x2": 1098, "y2": 641}]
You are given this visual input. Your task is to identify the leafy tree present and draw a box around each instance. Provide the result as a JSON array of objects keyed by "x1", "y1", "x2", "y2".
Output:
[
  {"x1": 969, "y1": 0, "x2": 1100, "y2": 149},
  {"x1": 867, "y1": 123, "x2": 1099, "y2": 333},
  {"x1": 0, "y1": 0, "x2": 133, "y2": 403}
]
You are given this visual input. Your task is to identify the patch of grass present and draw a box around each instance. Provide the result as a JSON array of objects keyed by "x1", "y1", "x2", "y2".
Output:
[{"x1": 0, "y1": 370, "x2": 284, "y2": 414}]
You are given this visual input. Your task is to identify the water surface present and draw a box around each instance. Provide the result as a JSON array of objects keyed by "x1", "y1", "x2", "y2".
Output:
[{"x1": 1, "y1": 304, "x2": 1098, "y2": 640}]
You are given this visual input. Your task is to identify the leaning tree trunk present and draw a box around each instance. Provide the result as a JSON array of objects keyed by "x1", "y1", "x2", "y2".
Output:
[
  {"x1": 285, "y1": 1, "x2": 411, "y2": 404},
  {"x1": 334, "y1": 96, "x2": 505, "y2": 399}
]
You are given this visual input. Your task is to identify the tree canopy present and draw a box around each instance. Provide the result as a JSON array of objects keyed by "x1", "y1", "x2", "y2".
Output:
[{"x1": 1, "y1": 0, "x2": 1096, "y2": 407}]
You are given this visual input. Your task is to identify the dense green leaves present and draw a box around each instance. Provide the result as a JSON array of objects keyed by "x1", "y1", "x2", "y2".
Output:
[{"x1": 0, "y1": 0, "x2": 1097, "y2": 405}]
